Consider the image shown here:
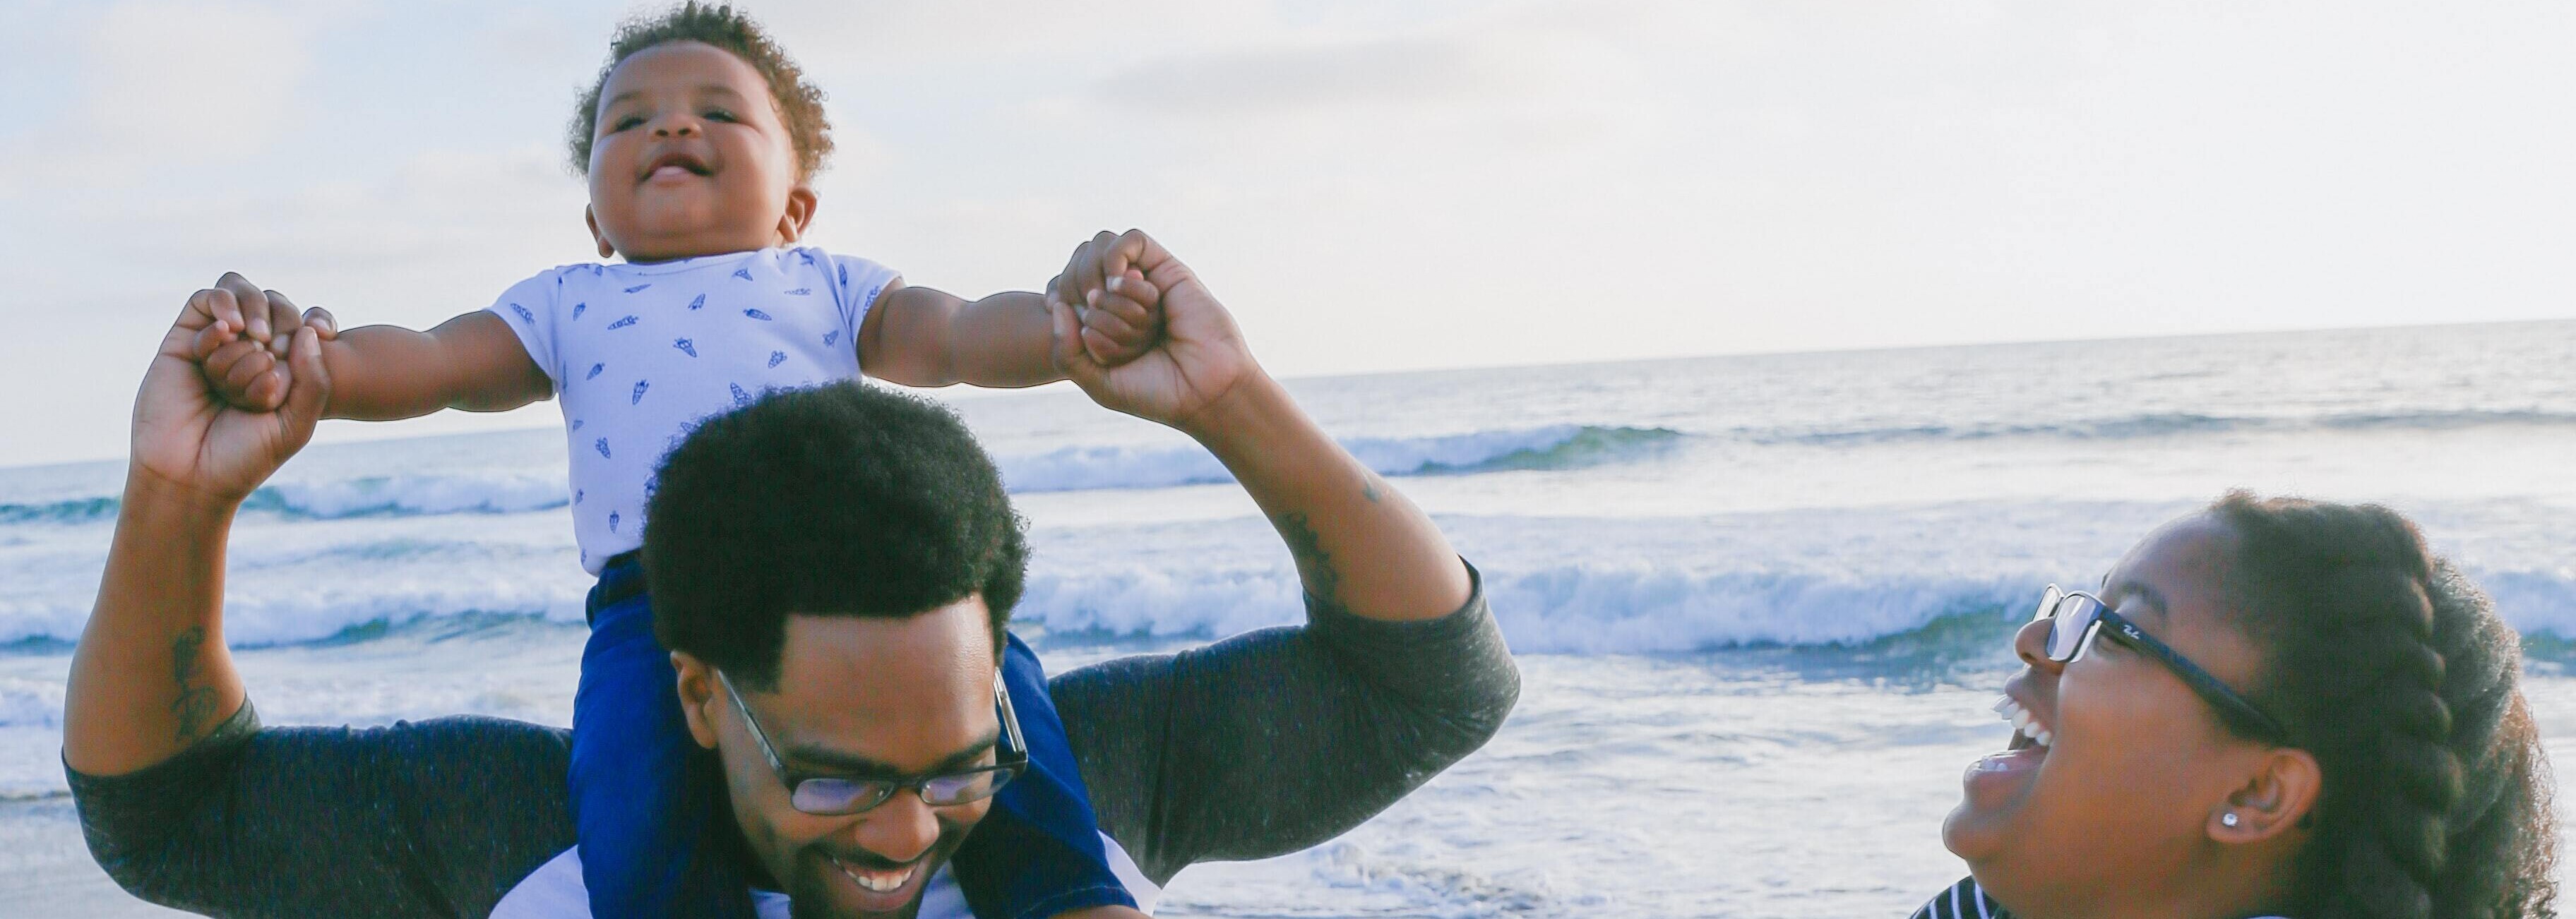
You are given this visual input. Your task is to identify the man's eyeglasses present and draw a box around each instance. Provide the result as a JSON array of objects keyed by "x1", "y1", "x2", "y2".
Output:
[
  {"x1": 715, "y1": 668, "x2": 1029, "y2": 816},
  {"x1": 2033, "y1": 584, "x2": 2289, "y2": 744}
]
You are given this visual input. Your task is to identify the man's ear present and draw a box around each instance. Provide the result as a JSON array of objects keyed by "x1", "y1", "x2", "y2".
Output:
[
  {"x1": 778, "y1": 186, "x2": 818, "y2": 243},
  {"x1": 2212, "y1": 747, "x2": 2321, "y2": 843},
  {"x1": 586, "y1": 205, "x2": 616, "y2": 258},
  {"x1": 672, "y1": 650, "x2": 721, "y2": 750}
]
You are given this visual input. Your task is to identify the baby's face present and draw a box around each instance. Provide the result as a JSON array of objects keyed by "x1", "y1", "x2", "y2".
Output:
[{"x1": 585, "y1": 41, "x2": 811, "y2": 263}]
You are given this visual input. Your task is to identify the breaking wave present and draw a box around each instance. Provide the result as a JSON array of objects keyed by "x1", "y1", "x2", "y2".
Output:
[{"x1": 996, "y1": 425, "x2": 1683, "y2": 492}]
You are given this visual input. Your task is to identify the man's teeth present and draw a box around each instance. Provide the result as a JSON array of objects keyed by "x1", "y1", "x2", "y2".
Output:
[
  {"x1": 1993, "y1": 696, "x2": 2053, "y2": 747},
  {"x1": 835, "y1": 858, "x2": 916, "y2": 894}
]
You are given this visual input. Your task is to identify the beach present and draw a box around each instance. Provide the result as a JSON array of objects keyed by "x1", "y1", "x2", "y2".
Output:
[{"x1": 7, "y1": 320, "x2": 2576, "y2": 916}]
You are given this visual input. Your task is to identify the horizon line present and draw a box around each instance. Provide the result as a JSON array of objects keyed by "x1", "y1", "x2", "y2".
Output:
[{"x1": 6, "y1": 314, "x2": 2569, "y2": 474}]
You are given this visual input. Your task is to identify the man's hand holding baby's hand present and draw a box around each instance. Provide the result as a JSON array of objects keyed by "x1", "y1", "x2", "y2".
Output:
[
  {"x1": 189, "y1": 273, "x2": 338, "y2": 413},
  {"x1": 1048, "y1": 230, "x2": 1167, "y2": 368}
]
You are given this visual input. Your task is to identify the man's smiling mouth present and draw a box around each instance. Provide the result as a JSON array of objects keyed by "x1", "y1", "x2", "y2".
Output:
[{"x1": 835, "y1": 856, "x2": 917, "y2": 894}]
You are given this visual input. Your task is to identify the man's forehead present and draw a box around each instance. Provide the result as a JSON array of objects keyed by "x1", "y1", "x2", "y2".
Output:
[
  {"x1": 762, "y1": 601, "x2": 1001, "y2": 772},
  {"x1": 773, "y1": 599, "x2": 994, "y2": 702}
]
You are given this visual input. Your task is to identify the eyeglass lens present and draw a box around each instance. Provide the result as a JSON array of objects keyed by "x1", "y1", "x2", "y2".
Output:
[
  {"x1": 2033, "y1": 585, "x2": 2102, "y2": 662},
  {"x1": 787, "y1": 767, "x2": 1012, "y2": 814}
]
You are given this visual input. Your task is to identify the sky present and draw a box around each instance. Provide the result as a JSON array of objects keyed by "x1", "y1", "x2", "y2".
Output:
[{"x1": 0, "y1": 0, "x2": 2570, "y2": 468}]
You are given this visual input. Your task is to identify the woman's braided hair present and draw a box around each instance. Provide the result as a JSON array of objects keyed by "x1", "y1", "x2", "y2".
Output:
[{"x1": 2213, "y1": 493, "x2": 2556, "y2": 919}]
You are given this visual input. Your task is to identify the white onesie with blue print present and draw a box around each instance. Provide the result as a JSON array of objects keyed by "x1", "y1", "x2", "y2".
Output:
[{"x1": 485, "y1": 246, "x2": 900, "y2": 574}]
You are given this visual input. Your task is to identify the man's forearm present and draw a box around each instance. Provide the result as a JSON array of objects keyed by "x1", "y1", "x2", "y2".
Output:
[
  {"x1": 1181, "y1": 373, "x2": 1471, "y2": 623},
  {"x1": 950, "y1": 292, "x2": 1067, "y2": 389},
  {"x1": 63, "y1": 474, "x2": 249, "y2": 775}
]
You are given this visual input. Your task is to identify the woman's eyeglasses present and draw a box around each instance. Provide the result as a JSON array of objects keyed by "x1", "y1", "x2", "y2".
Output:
[
  {"x1": 715, "y1": 668, "x2": 1029, "y2": 816},
  {"x1": 2032, "y1": 584, "x2": 2289, "y2": 744}
]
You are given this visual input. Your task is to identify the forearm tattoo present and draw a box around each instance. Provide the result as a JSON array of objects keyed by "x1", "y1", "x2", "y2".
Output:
[
  {"x1": 1275, "y1": 510, "x2": 1344, "y2": 607},
  {"x1": 169, "y1": 626, "x2": 219, "y2": 745}
]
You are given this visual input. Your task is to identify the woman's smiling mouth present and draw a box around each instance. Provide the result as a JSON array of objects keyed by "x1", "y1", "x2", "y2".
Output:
[
  {"x1": 1960, "y1": 692, "x2": 2054, "y2": 809},
  {"x1": 1996, "y1": 694, "x2": 2054, "y2": 749}
]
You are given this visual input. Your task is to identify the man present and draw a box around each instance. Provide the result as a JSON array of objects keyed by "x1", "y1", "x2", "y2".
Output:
[{"x1": 62, "y1": 232, "x2": 1520, "y2": 918}]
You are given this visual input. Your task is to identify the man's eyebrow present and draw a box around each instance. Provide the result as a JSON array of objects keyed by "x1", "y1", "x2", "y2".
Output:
[{"x1": 785, "y1": 732, "x2": 1001, "y2": 777}]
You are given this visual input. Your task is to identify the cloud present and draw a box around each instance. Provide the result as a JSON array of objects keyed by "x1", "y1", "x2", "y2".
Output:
[
  {"x1": 739, "y1": 0, "x2": 1276, "y2": 64},
  {"x1": 5, "y1": 0, "x2": 2573, "y2": 469},
  {"x1": 119, "y1": 144, "x2": 595, "y2": 304},
  {"x1": 1089, "y1": 28, "x2": 1658, "y2": 162},
  {"x1": 1098, "y1": 38, "x2": 1534, "y2": 116},
  {"x1": 0, "y1": 1, "x2": 332, "y2": 191}
]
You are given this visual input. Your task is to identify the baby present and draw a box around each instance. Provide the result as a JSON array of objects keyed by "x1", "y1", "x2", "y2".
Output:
[{"x1": 187, "y1": 5, "x2": 1162, "y2": 918}]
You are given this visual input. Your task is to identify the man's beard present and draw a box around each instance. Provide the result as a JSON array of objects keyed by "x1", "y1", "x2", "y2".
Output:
[{"x1": 785, "y1": 815, "x2": 971, "y2": 919}]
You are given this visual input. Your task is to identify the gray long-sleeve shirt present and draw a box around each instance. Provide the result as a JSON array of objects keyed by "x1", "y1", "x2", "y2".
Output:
[{"x1": 68, "y1": 577, "x2": 1519, "y2": 918}]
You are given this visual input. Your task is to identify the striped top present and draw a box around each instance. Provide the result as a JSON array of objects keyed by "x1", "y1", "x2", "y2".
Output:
[
  {"x1": 1912, "y1": 877, "x2": 2291, "y2": 919},
  {"x1": 1912, "y1": 877, "x2": 2008, "y2": 919}
]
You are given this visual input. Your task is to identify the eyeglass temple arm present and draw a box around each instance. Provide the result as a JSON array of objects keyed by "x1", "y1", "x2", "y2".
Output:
[
  {"x1": 2096, "y1": 611, "x2": 2289, "y2": 741},
  {"x1": 994, "y1": 668, "x2": 1027, "y2": 759}
]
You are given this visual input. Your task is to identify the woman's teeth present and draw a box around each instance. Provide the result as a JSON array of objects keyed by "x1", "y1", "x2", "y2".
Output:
[
  {"x1": 836, "y1": 858, "x2": 915, "y2": 894},
  {"x1": 1992, "y1": 696, "x2": 2054, "y2": 747}
]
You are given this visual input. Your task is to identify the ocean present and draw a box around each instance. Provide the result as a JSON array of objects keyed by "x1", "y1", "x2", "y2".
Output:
[{"x1": 6, "y1": 320, "x2": 2576, "y2": 917}]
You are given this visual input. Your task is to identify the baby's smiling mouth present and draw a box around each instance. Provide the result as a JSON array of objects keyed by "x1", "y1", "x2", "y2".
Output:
[{"x1": 639, "y1": 151, "x2": 712, "y2": 182}]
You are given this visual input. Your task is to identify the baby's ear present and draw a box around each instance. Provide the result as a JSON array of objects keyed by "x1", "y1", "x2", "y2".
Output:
[
  {"x1": 585, "y1": 205, "x2": 615, "y2": 258},
  {"x1": 778, "y1": 186, "x2": 818, "y2": 243}
]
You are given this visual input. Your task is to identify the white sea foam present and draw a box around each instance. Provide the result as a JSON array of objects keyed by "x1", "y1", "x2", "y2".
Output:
[
  {"x1": 0, "y1": 425, "x2": 1685, "y2": 527},
  {"x1": 0, "y1": 678, "x2": 64, "y2": 730},
  {"x1": 996, "y1": 424, "x2": 1681, "y2": 493},
  {"x1": 8, "y1": 326, "x2": 2576, "y2": 697},
  {"x1": 8, "y1": 501, "x2": 2576, "y2": 659},
  {"x1": 255, "y1": 473, "x2": 573, "y2": 518},
  {"x1": 10, "y1": 324, "x2": 2576, "y2": 909}
]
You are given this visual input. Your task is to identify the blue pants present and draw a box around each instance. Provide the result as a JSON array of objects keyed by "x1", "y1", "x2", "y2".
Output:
[{"x1": 571, "y1": 558, "x2": 1134, "y2": 919}]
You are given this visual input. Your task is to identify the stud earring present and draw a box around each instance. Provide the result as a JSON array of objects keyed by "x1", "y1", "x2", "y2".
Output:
[{"x1": 2222, "y1": 812, "x2": 2241, "y2": 828}]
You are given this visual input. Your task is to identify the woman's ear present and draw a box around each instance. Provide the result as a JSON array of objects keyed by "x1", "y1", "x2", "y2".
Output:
[
  {"x1": 671, "y1": 651, "x2": 721, "y2": 750},
  {"x1": 2213, "y1": 747, "x2": 2322, "y2": 843},
  {"x1": 586, "y1": 205, "x2": 616, "y2": 258},
  {"x1": 778, "y1": 186, "x2": 818, "y2": 244}
]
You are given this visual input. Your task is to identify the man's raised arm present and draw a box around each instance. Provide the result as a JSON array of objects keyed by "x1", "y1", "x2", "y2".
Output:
[
  {"x1": 64, "y1": 283, "x2": 580, "y2": 919},
  {"x1": 1045, "y1": 230, "x2": 1471, "y2": 620},
  {"x1": 64, "y1": 279, "x2": 332, "y2": 776},
  {"x1": 1044, "y1": 232, "x2": 1514, "y2": 882}
]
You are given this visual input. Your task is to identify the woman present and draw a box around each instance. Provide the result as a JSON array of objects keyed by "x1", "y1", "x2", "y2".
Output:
[{"x1": 1917, "y1": 492, "x2": 2556, "y2": 919}]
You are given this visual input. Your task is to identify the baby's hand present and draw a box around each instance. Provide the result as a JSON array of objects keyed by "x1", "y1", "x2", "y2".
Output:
[
  {"x1": 188, "y1": 273, "x2": 338, "y2": 412},
  {"x1": 1046, "y1": 230, "x2": 1166, "y2": 368}
]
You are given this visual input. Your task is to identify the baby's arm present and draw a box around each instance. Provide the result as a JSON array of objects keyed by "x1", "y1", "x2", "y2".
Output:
[
  {"x1": 319, "y1": 312, "x2": 550, "y2": 420},
  {"x1": 858, "y1": 284, "x2": 1061, "y2": 388},
  {"x1": 859, "y1": 272, "x2": 1159, "y2": 389},
  {"x1": 191, "y1": 273, "x2": 549, "y2": 420}
]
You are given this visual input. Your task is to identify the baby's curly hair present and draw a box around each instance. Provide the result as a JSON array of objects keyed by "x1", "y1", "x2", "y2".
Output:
[{"x1": 567, "y1": 2, "x2": 834, "y2": 181}]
